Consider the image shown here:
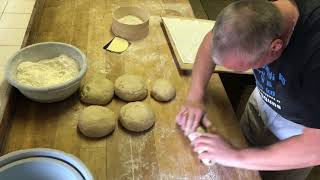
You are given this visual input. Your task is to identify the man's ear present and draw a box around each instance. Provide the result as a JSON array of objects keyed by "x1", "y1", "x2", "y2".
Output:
[{"x1": 269, "y1": 39, "x2": 284, "y2": 57}]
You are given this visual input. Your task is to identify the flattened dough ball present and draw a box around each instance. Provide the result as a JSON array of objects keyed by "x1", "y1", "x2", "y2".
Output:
[
  {"x1": 78, "y1": 106, "x2": 116, "y2": 138},
  {"x1": 120, "y1": 102, "x2": 155, "y2": 132},
  {"x1": 115, "y1": 74, "x2": 147, "y2": 101},
  {"x1": 151, "y1": 79, "x2": 176, "y2": 102},
  {"x1": 80, "y1": 77, "x2": 114, "y2": 105}
]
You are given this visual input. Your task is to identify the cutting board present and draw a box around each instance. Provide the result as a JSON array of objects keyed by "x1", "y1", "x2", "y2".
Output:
[{"x1": 162, "y1": 16, "x2": 253, "y2": 74}]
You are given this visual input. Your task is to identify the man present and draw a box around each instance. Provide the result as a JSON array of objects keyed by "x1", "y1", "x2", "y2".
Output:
[{"x1": 176, "y1": 0, "x2": 320, "y2": 179}]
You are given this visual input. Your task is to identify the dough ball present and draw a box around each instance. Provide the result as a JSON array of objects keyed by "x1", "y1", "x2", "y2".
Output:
[
  {"x1": 115, "y1": 74, "x2": 148, "y2": 102},
  {"x1": 151, "y1": 79, "x2": 176, "y2": 102},
  {"x1": 119, "y1": 102, "x2": 155, "y2": 132},
  {"x1": 78, "y1": 106, "x2": 116, "y2": 138},
  {"x1": 80, "y1": 77, "x2": 114, "y2": 105}
]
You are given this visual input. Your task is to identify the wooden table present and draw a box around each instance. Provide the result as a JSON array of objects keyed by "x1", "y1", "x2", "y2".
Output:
[{"x1": 1, "y1": 0, "x2": 261, "y2": 179}]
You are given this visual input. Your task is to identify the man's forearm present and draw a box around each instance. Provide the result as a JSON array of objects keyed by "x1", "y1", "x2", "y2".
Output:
[
  {"x1": 188, "y1": 31, "x2": 216, "y2": 102},
  {"x1": 232, "y1": 128, "x2": 320, "y2": 170}
]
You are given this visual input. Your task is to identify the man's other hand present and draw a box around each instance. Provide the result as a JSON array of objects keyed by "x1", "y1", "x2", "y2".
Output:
[{"x1": 176, "y1": 101, "x2": 208, "y2": 135}]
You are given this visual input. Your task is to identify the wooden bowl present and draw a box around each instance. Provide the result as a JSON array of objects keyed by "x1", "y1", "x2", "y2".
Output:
[{"x1": 112, "y1": 6, "x2": 150, "y2": 41}]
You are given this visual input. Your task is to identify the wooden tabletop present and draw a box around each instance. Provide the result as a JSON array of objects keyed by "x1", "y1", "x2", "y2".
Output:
[{"x1": 1, "y1": 0, "x2": 261, "y2": 179}]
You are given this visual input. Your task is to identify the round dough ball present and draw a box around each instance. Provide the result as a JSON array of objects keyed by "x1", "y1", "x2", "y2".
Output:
[
  {"x1": 78, "y1": 106, "x2": 116, "y2": 138},
  {"x1": 80, "y1": 77, "x2": 114, "y2": 105},
  {"x1": 115, "y1": 74, "x2": 147, "y2": 102},
  {"x1": 151, "y1": 79, "x2": 176, "y2": 102},
  {"x1": 120, "y1": 102, "x2": 155, "y2": 132}
]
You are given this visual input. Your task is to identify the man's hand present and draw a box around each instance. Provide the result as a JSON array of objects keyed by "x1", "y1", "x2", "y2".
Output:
[
  {"x1": 176, "y1": 31, "x2": 215, "y2": 135},
  {"x1": 192, "y1": 128, "x2": 320, "y2": 170},
  {"x1": 192, "y1": 133, "x2": 241, "y2": 167},
  {"x1": 176, "y1": 101, "x2": 207, "y2": 135}
]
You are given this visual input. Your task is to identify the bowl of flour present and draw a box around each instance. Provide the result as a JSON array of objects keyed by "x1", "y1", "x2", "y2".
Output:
[
  {"x1": 5, "y1": 42, "x2": 87, "y2": 103},
  {"x1": 111, "y1": 6, "x2": 150, "y2": 41}
]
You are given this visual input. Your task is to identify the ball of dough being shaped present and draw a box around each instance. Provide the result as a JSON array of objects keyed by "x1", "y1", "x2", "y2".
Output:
[
  {"x1": 78, "y1": 106, "x2": 116, "y2": 138},
  {"x1": 120, "y1": 102, "x2": 155, "y2": 132},
  {"x1": 151, "y1": 79, "x2": 176, "y2": 102},
  {"x1": 115, "y1": 75, "x2": 148, "y2": 102},
  {"x1": 80, "y1": 77, "x2": 114, "y2": 105}
]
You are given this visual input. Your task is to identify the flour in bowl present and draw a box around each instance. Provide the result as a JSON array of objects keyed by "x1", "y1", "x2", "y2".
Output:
[
  {"x1": 16, "y1": 54, "x2": 79, "y2": 88},
  {"x1": 118, "y1": 15, "x2": 143, "y2": 25}
]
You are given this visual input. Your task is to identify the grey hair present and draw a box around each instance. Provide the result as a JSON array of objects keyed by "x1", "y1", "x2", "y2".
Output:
[{"x1": 212, "y1": 0, "x2": 284, "y2": 64}]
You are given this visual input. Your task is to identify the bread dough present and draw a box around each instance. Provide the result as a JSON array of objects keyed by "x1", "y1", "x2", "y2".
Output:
[
  {"x1": 196, "y1": 147, "x2": 215, "y2": 166},
  {"x1": 115, "y1": 74, "x2": 147, "y2": 102},
  {"x1": 78, "y1": 106, "x2": 116, "y2": 138},
  {"x1": 187, "y1": 127, "x2": 214, "y2": 166},
  {"x1": 119, "y1": 102, "x2": 155, "y2": 132},
  {"x1": 151, "y1": 79, "x2": 176, "y2": 102},
  {"x1": 107, "y1": 37, "x2": 129, "y2": 53},
  {"x1": 16, "y1": 54, "x2": 79, "y2": 87},
  {"x1": 80, "y1": 77, "x2": 114, "y2": 105},
  {"x1": 118, "y1": 15, "x2": 143, "y2": 25},
  {"x1": 187, "y1": 127, "x2": 206, "y2": 141}
]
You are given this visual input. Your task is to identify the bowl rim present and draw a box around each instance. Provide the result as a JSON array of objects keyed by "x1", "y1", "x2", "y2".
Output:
[
  {"x1": 5, "y1": 42, "x2": 87, "y2": 92},
  {"x1": 0, "y1": 157, "x2": 84, "y2": 179},
  {"x1": 0, "y1": 148, "x2": 93, "y2": 180}
]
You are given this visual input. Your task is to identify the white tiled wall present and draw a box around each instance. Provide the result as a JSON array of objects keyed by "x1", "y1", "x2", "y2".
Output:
[
  {"x1": 0, "y1": 29, "x2": 26, "y2": 45},
  {"x1": 0, "y1": 13, "x2": 32, "y2": 28},
  {"x1": 0, "y1": 45, "x2": 19, "y2": 80},
  {"x1": 0, "y1": 0, "x2": 7, "y2": 16},
  {"x1": 5, "y1": 0, "x2": 35, "y2": 13},
  {"x1": 0, "y1": 0, "x2": 35, "y2": 69},
  {"x1": 0, "y1": 0, "x2": 36, "y2": 111},
  {"x1": 0, "y1": 0, "x2": 35, "y2": 58}
]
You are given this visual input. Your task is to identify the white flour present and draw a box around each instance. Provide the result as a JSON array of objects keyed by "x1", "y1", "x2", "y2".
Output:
[
  {"x1": 118, "y1": 15, "x2": 143, "y2": 25},
  {"x1": 16, "y1": 54, "x2": 79, "y2": 88}
]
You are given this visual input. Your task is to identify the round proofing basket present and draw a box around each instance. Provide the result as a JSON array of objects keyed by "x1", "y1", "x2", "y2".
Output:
[
  {"x1": 112, "y1": 6, "x2": 150, "y2": 41},
  {"x1": 5, "y1": 42, "x2": 87, "y2": 103}
]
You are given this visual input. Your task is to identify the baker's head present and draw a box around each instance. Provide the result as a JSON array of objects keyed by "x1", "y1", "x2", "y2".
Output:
[{"x1": 212, "y1": 0, "x2": 291, "y2": 71}]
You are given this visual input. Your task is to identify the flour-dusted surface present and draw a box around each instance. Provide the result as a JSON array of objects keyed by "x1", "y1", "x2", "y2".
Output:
[
  {"x1": 3, "y1": 1, "x2": 261, "y2": 180},
  {"x1": 162, "y1": 17, "x2": 215, "y2": 64},
  {"x1": 16, "y1": 54, "x2": 79, "y2": 87}
]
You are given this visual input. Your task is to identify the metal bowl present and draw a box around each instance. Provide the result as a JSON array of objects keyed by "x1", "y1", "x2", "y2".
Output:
[
  {"x1": 0, "y1": 148, "x2": 94, "y2": 180},
  {"x1": 5, "y1": 42, "x2": 87, "y2": 103}
]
